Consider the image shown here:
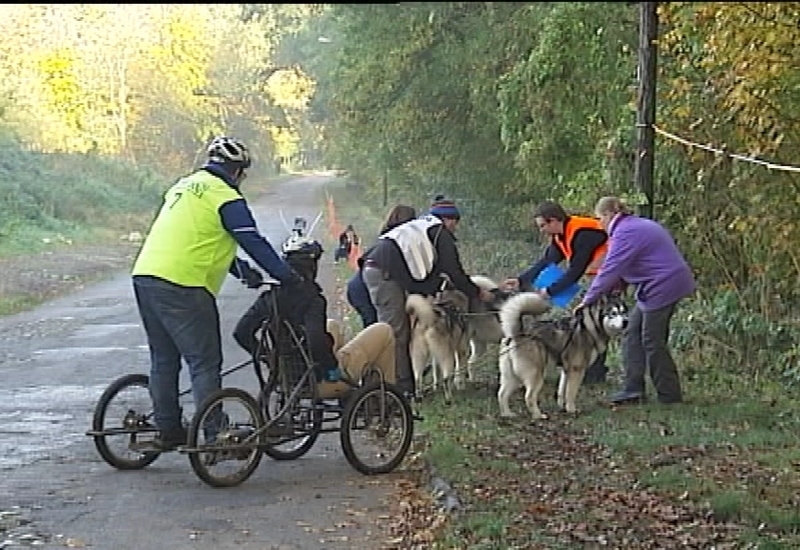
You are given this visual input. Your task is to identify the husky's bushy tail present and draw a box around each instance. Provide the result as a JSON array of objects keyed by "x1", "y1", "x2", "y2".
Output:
[
  {"x1": 499, "y1": 292, "x2": 551, "y2": 338},
  {"x1": 471, "y1": 275, "x2": 498, "y2": 291},
  {"x1": 406, "y1": 294, "x2": 437, "y2": 329}
]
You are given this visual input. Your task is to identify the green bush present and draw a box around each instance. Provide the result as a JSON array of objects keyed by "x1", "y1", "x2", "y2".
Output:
[
  {"x1": 671, "y1": 290, "x2": 800, "y2": 385},
  {"x1": 0, "y1": 134, "x2": 164, "y2": 248}
]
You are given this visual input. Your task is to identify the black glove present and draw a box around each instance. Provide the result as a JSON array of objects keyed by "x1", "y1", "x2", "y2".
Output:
[{"x1": 240, "y1": 263, "x2": 263, "y2": 289}]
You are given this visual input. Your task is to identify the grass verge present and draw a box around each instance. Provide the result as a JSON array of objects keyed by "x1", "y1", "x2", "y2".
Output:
[{"x1": 413, "y1": 355, "x2": 800, "y2": 549}]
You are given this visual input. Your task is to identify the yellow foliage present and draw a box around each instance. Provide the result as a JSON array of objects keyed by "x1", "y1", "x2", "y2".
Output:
[
  {"x1": 660, "y1": 2, "x2": 800, "y2": 155},
  {"x1": 267, "y1": 68, "x2": 316, "y2": 111},
  {"x1": 37, "y1": 50, "x2": 81, "y2": 111},
  {"x1": 148, "y1": 10, "x2": 213, "y2": 110},
  {"x1": 268, "y1": 125, "x2": 301, "y2": 159},
  {"x1": 33, "y1": 48, "x2": 91, "y2": 152},
  {"x1": 0, "y1": 4, "x2": 318, "y2": 169}
]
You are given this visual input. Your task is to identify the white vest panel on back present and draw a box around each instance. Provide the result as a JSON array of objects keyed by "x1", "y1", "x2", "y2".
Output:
[{"x1": 380, "y1": 216, "x2": 441, "y2": 281}]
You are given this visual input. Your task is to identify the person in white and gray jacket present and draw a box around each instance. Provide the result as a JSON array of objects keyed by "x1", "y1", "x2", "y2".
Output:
[{"x1": 361, "y1": 196, "x2": 494, "y2": 396}]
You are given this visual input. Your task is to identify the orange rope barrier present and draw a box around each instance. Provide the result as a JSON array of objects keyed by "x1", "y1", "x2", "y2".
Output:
[{"x1": 348, "y1": 242, "x2": 362, "y2": 270}]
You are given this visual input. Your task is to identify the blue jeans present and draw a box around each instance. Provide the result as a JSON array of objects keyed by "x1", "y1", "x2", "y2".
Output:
[
  {"x1": 133, "y1": 276, "x2": 222, "y2": 434},
  {"x1": 346, "y1": 271, "x2": 377, "y2": 328},
  {"x1": 335, "y1": 244, "x2": 351, "y2": 262}
]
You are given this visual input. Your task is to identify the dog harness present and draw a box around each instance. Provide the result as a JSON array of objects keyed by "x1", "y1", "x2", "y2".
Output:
[
  {"x1": 518, "y1": 308, "x2": 608, "y2": 366},
  {"x1": 436, "y1": 300, "x2": 468, "y2": 334}
]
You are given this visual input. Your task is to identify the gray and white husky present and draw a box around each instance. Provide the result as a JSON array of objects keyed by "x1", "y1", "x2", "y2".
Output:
[
  {"x1": 406, "y1": 275, "x2": 511, "y2": 402},
  {"x1": 497, "y1": 292, "x2": 628, "y2": 419}
]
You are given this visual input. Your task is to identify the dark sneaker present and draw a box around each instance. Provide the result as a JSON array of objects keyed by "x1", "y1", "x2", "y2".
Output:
[
  {"x1": 153, "y1": 427, "x2": 188, "y2": 451},
  {"x1": 396, "y1": 379, "x2": 415, "y2": 397},
  {"x1": 609, "y1": 390, "x2": 645, "y2": 405}
]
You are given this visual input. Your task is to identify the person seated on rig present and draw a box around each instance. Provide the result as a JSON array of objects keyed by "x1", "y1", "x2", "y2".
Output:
[{"x1": 233, "y1": 231, "x2": 397, "y2": 398}]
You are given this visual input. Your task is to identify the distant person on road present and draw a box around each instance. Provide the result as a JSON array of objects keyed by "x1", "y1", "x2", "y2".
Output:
[
  {"x1": 346, "y1": 205, "x2": 417, "y2": 328},
  {"x1": 131, "y1": 136, "x2": 303, "y2": 450},
  {"x1": 335, "y1": 224, "x2": 359, "y2": 263}
]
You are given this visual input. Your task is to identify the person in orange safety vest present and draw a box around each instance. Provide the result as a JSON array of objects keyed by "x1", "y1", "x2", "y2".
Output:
[{"x1": 502, "y1": 200, "x2": 610, "y2": 383}]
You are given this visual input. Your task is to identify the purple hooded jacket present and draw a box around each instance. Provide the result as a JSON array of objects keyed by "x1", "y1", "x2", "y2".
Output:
[{"x1": 583, "y1": 214, "x2": 695, "y2": 311}]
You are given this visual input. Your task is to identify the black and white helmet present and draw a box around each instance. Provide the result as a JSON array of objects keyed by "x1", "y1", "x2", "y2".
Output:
[
  {"x1": 282, "y1": 234, "x2": 323, "y2": 260},
  {"x1": 282, "y1": 234, "x2": 323, "y2": 282},
  {"x1": 207, "y1": 136, "x2": 251, "y2": 168}
]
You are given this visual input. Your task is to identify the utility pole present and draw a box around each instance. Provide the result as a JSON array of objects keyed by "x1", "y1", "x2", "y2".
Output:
[{"x1": 634, "y1": 2, "x2": 658, "y2": 219}]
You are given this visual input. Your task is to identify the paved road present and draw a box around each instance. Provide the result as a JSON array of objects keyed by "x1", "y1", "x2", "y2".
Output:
[{"x1": 0, "y1": 174, "x2": 400, "y2": 549}]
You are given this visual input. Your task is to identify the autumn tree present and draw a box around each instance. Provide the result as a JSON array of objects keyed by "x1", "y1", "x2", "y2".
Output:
[
  {"x1": 657, "y1": 2, "x2": 800, "y2": 306},
  {"x1": 0, "y1": 4, "x2": 322, "y2": 174}
]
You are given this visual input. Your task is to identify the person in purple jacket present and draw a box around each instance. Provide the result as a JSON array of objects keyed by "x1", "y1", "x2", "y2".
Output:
[{"x1": 577, "y1": 196, "x2": 695, "y2": 405}]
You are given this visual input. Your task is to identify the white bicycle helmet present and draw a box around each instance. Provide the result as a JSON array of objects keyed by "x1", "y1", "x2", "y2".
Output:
[{"x1": 207, "y1": 136, "x2": 251, "y2": 168}]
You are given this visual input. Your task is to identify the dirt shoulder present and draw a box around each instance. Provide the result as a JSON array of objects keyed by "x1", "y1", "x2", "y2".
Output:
[
  {"x1": 0, "y1": 242, "x2": 141, "y2": 316},
  {"x1": 0, "y1": 173, "x2": 301, "y2": 317}
]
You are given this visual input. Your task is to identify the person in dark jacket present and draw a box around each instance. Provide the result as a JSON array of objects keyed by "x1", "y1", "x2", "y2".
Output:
[
  {"x1": 346, "y1": 205, "x2": 417, "y2": 328},
  {"x1": 234, "y1": 233, "x2": 340, "y2": 381},
  {"x1": 361, "y1": 196, "x2": 495, "y2": 395},
  {"x1": 234, "y1": 231, "x2": 399, "y2": 399}
]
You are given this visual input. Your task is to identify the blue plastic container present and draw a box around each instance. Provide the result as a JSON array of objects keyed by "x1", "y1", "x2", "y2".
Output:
[{"x1": 533, "y1": 264, "x2": 581, "y2": 308}]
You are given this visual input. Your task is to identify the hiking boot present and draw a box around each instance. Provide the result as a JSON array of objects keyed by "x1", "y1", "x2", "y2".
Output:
[
  {"x1": 609, "y1": 389, "x2": 646, "y2": 405},
  {"x1": 153, "y1": 427, "x2": 187, "y2": 451}
]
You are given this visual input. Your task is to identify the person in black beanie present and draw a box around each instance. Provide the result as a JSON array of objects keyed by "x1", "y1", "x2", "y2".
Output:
[{"x1": 360, "y1": 195, "x2": 494, "y2": 395}]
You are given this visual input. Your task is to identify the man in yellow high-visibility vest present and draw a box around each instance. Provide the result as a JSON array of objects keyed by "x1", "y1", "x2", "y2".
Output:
[{"x1": 131, "y1": 136, "x2": 303, "y2": 450}]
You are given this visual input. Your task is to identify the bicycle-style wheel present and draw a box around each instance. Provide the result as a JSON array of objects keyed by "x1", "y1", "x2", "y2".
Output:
[
  {"x1": 186, "y1": 387, "x2": 264, "y2": 488},
  {"x1": 340, "y1": 382, "x2": 414, "y2": 475},
  {"x1": 90, "y1": 373, "x2": 160, "y2": 470},
  {"x1": 260, "y1": 369, "x2": 323, "y2": 461}
]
